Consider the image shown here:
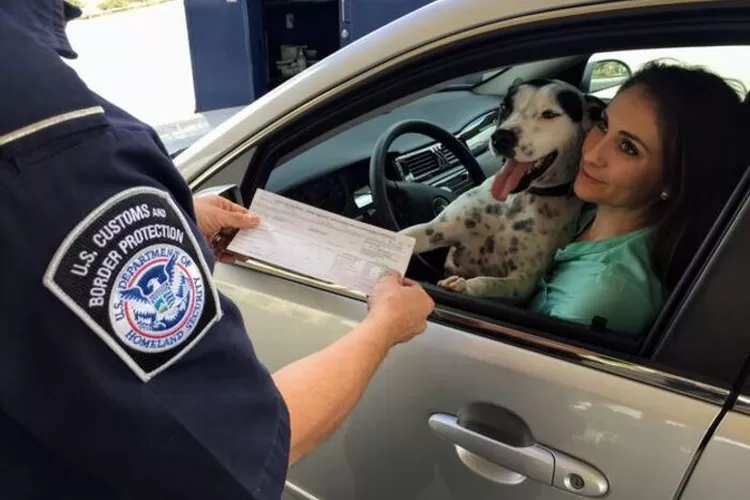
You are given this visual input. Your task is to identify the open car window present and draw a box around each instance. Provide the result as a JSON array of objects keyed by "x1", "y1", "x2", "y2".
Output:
[{"x1": 243, "y1": 41, "x2": 750, "y2": 371}]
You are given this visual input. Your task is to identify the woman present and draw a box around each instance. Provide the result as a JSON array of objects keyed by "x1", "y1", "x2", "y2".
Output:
[{"x1": 528, "y1": 63, "x2": 749, "y2": 335}]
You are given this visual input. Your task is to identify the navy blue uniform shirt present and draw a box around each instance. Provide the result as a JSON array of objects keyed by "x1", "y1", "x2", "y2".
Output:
[{"x1": 0, "y1": 2, "x2": 290, "y2": 498}]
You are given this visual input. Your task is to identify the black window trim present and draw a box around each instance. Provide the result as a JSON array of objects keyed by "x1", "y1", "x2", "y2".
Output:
[{"x1": 233, "y1": 0, "x2": 750, "y2": 392}]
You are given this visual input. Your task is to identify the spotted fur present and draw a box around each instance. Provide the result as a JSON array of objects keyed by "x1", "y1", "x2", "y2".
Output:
[{"x1": 400, "y1": 79, "x2": 604, "y2": 302}]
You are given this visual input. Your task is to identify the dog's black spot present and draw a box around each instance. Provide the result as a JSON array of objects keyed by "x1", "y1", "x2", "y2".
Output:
[
  {"x1": 512, "y1": 218, "x2": 534, "y2": 233},
  {"x1": 464, "y1": 219, "x2": 477, "y2": 229},
  {"x1": 470, "y1": 258, "x2": 476, "y2": 265},
  {"x1": 479, "y1": 246, "x2": 485, "y2": 255},
  {"x1": 485, "y1": 204, "x2": 503, "y2": 216},
  {"x1": 453, "y1": 242, "x2": 466, "y2": 261},
  {"x1": 509, "y1": 236, "x2": 520, "y2": 254},
  {"x1": 469, "y1": 208, "x2": 482, "y2": 223},
  {"x1": 425, "y1": 228, "x2": 434, "y2": 236},
  {"x1": 557, "y1": 90, "x2": 583, "y2": 123},
  {"x1": 507, "y1": 259, "x2": 518, "y2": 272},
  {"x1": 538, "y1": 203, "x2": 556, "y2": 219},
  {"x1": 507, "y1": 197, "x2": 524, "y2": 219},
  {"x1": 429, "y1": 232, "x2": 445, "y2": 244},
  {"x1": 484, "y1": 236, "x2": 495, "y2": 254},
  {"x1": 484, "y1": 223, "x2": 491, "y2": 230}
]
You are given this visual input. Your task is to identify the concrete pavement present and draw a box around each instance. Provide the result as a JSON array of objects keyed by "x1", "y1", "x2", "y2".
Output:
[{"x1": 64, "y1": 0, "x2": 196, "y2": 127}]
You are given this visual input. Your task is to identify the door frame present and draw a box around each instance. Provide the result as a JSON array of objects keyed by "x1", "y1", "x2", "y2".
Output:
[{"x1": 191, "y1": 0, "x2": 750, "y2": 395}]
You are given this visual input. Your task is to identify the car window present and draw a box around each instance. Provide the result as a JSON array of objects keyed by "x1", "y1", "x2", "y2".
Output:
[
  {"x1": 249, "y1": 42, "x2": 749, "y2": 366},
  {"x1": 587, "y1": 45, "x2": 750, "y2": 99}
]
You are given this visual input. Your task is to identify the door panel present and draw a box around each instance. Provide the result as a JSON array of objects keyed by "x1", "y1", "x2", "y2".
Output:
[
  {"x1": 213, "y1": 262, "x2": 723, "y2": 499},
  {"x1": 678, "y1": 401, "x2": 750, "y2": 500}
]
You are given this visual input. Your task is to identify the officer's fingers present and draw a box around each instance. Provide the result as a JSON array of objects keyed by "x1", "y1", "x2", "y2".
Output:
[
  {"x1": 223, "y1": 199, "x2": 252, "y2": 213},
  {"x1": 217, "y1": 252, "x2": 239, "y2": 265},
  {"x1": 223, "y1": 209, "x2": 260, "y2": 229}
]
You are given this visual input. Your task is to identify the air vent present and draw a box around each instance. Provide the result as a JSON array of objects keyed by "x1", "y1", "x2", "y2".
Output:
[
  {"x1": 439, "y1": 146, "x2": 460, "y2": 166},
  {"x1": 440, "y1": 171, "x2": 473, "y2": 194},
  {"x1": 399, "y1": 150, "x2": 441, "y2": 180}
]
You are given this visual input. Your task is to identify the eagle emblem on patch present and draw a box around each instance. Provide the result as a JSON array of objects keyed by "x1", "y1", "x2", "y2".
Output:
[
  {"x1": 112, "y1": 245, "x2": 205, "y2": 353},
  {"x1": 43, "y1": 187, "x2": 222, "y2": 381}
]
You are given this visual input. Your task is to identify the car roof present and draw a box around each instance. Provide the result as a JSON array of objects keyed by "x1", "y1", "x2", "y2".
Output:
[{"x1": 173, "y1": 0, "x2": 703, "y2": 180}]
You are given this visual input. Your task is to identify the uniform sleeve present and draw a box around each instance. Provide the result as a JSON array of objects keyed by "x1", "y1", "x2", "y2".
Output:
[
  {"x1": 545, "y1": 270, "x2": 654, "y2": 335},
  {"x1": 0, "y1": 19, "x2": 289, "y2": 499}
]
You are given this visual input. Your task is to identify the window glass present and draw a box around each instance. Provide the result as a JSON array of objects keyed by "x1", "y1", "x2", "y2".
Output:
[{"x1": 589, "y1": 46, "x2": 750, "y2": 99}]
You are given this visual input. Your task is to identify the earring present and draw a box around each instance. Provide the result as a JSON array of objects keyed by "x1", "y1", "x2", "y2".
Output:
[{"x1": 660, "y1": 191, "x2": 669, "y2": 201}]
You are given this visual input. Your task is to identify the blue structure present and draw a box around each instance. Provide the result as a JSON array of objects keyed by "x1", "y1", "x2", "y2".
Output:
[{"x1": 183, "y1": 0, "x2": 435, "y2": 112}]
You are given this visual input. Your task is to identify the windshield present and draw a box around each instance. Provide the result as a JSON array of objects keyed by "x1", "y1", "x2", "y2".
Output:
[{"x1": 441, "y1": 67, "x2": 507, "y2": 90}]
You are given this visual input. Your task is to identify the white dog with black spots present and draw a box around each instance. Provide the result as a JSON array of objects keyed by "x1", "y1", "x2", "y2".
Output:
[{"x1": 400, "y1": 79, "x2": 605, "y2": 302}]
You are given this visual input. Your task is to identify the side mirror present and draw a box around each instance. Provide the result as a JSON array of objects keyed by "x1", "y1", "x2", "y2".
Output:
[{"x1": 585, "y1": 59, "x2": 632, "y2": 94}]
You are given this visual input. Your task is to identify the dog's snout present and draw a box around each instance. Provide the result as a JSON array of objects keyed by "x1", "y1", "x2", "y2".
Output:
[{"x1": 491, "y1": 129, "x2": 518, "y2": 155}]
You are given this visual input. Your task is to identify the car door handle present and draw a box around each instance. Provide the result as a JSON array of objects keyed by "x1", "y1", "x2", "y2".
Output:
[{"x1": 429, "y1": 409, "x2": 609, "y2": 497}]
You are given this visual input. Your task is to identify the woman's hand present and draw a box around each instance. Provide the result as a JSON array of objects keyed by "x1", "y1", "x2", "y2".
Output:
[
  {"x1": 365, "y1": 271, "x2": 435, "y2": 347},
  {"x1": 193, "y1": 195, "x2": 260, "y2": 263}
]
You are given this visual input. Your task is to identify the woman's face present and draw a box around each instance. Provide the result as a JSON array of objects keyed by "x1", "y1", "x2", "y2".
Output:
[{"x1": 574, "y1": 86, "x2": 667, "y2": 212}]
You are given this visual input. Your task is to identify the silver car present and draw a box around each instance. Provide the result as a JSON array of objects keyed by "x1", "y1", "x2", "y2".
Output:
[{"x1": 172, "y1": 0, "x2": 750, "y2": 498}]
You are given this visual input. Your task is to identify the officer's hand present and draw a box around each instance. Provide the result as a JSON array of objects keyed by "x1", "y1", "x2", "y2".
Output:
[
  {"x1": 193, "y1": 195, "x2": 260, "y2": 263},
  {"x1": 366, "y1": 271, "x2": 435, "y2": 347}
]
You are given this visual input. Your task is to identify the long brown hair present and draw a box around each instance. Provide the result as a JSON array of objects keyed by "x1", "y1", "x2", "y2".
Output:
[{"x1": 616, "y1": 63, "x2": 749, "y2": 290}]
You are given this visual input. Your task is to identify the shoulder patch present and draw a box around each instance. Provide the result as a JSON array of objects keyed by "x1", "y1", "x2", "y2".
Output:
[{"x1": 43, "y1": 187, "x2": 223, "y2": 382}]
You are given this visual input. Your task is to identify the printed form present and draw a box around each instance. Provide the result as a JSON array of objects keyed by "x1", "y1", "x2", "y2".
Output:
[{"x1": 226, "y1": 189, "x2": 416, "y2": 295}]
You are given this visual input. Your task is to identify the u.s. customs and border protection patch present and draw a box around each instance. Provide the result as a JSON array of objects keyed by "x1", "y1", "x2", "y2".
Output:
[{"x1": 43, "y1": 186, "x2": 223, "y2": 382}]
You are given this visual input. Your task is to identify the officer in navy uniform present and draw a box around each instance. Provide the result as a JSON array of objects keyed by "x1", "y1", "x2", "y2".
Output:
[{"x1": 0, "y1": 2, "x2": 434, "y2": 498}]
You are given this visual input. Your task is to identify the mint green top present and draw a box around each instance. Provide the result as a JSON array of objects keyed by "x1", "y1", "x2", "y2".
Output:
[{"x1": 527, "y1": 208, "x2": 666, "y2": 335}]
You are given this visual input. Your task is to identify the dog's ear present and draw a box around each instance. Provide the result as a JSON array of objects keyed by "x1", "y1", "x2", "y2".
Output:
[
  {"x1": 508, "y1": 77, "x2": 525, "y2": 93},
  {"x1": 584, "y1": 95, "x2": 607, "y2": 122}
]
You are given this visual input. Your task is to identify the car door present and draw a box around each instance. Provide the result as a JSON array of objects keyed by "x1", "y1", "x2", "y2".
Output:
[
  {"x1": 187, "y1": 1, "x2": 750, "y2": 499},
  {"x1": 213, "y1": 254, "x2": 733, "y2": 500},
  {"x1": 678, "y1": 395, "x2": 750, "y2": 500}
]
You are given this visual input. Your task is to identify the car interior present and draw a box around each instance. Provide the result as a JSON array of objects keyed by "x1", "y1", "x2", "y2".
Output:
[{"x1": 207, "y1": 40, "x2": 750, "y2": 362}]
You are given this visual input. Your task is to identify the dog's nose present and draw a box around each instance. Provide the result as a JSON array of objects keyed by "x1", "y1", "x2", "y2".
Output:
[{"x1": 491, "y1": 129, "x2": 518, "y2": 155}]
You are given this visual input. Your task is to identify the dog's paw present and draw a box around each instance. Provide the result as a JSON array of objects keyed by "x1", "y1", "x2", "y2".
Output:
[{"x1": 437, "y1": 275, "x2": 468, "y2": 293}]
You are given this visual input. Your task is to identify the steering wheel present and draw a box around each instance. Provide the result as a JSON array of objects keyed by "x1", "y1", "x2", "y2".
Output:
[{"x1": 369, "y1": 119, "x2": 487, "y2": 277}]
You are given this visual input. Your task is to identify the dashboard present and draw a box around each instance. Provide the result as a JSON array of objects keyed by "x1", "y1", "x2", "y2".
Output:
[{"x1": 264, "y1": 89, "x2": 504, "y2": 226}]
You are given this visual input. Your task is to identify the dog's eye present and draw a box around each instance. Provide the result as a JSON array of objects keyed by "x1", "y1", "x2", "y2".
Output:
[{"x1": 540, "y1": 110, "x2": 560, "y2": 120}]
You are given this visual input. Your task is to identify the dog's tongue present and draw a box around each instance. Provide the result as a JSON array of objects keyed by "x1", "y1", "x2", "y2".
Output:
[{"x1": 491, "y1": 159, "x2": 534, "y2": 201}]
